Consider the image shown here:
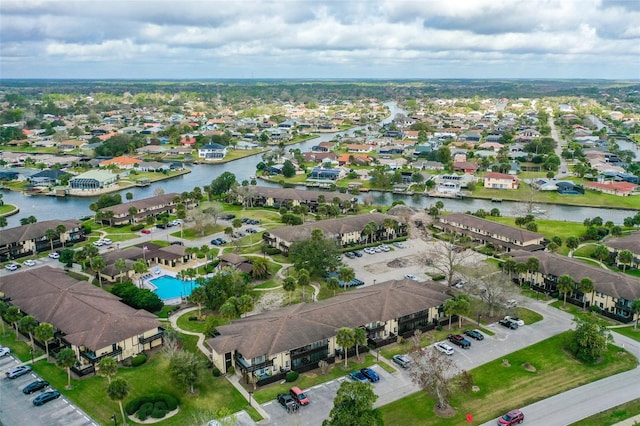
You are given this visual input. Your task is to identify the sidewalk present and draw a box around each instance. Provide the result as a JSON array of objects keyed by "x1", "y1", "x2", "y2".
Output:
[{"x1": 612, "y1": 414, "x2": 640, "y2": 426}]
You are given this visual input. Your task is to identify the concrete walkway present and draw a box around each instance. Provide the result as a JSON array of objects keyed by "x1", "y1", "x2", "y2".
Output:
[
  {"x1": 167, "y1": 306, "x2": 271, "y2": 423},
  {"x1": 613, "y1": 414, "x2": 640, "y2": 426}
]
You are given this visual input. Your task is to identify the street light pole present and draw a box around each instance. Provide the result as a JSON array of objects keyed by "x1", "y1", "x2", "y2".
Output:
[{"x1": 477, "y1": 313, "x2": 482, "y2": 327}]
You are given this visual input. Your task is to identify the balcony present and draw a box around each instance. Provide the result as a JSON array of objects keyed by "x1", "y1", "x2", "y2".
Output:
[
  {"x1": 234, "y1": 354, "x2": 274, "y2": 373},
  {"x1": 290, "y1": 343, "x2": 329, "y2": 360},
  {"x1": 80, "y1": 346, "x2": 123, "y2": 363},
  {"x1": 365, "y1": 323, "x2": 386, "y2": 333},
  {"x1": 139, "y1": 328, "x2": 165, "y2": 345}
]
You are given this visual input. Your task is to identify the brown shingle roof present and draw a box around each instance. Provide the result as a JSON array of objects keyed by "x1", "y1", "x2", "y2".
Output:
[
  {"x1": 0, "y1": 219, "x2": 81, "y2": 245},
  {"x1": 440, "y1": 213, "x2": 543, "y2": 245},
  {"x1": 252, "y1": 186, "x2": 352, "y2": 204},
  {"x1": 0, "y1": 266, "x2": 160, "y2": 350},
  {"x1": 510, "y1": 250, "x2": 640, "y2": 301},
  {"x1": 605, "y1": 231, "x2": 640, "y2": 254},
  {"x1": 267, "y1": 212, "x2": 398, "y2": 244},
  {"x1": 98, "y1": 193, "x2": 181, "y2": 216},
  {"x1": 206, "y1": 279, "x2": 448, "y2": 359}
]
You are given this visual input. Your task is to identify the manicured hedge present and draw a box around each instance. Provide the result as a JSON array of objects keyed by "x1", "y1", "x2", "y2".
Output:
[
  {"x1": 286, "y1": 371, "x2": 299, "y2": 382},
  {"x1": 130, "y1": 224, "x2": 145, "y2": 231},
  {"x1": 131, "y1": 353, "x2": 147, "y2": 367},
  {"x1": 125, "y1": 393, "x2": 179, "y2": 416}
]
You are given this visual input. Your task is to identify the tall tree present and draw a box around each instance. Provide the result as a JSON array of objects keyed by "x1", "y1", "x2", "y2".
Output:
[
  {"x1": 91, "y1": 256, "x2": 106, "y2": 288},
  {"x1": 297, "y1": 268, "x2": 310, "y2": 302},
  {"x1": 569, "y1": 316, "x2": 612, "y2": 362},
  {"x1": 19, "y1": 315, "x2": 38, "y2": 349},
  {"x1": 353, "y1": 328, "x2": 367, "y2": 361},
  {"x1": 169, "y1": 350, "x2": 203, "y2": 394},
  {"x1": 323, "y1": 381, "x2": 381, "y2": 426},
  {"x1": 557, "y1": 275, "x2": 575, "y2": 308},
  {"x1": 189, "y1": 286, "x2": 207, "y2": 318},
  {"x1": 282, "y1": 277, "x2": 297, "y2": 304},
  {"x1": 617, "y1": 249, "x2": 634, "y2": 272},
  {"x1": 56, "y1": 348, "x2": 77, "y2": 389},
  {"x1": 336, "y1": 327, "x2": 356, "y2": 368},
  {"x1": 327, "y1": 277, "x2": 340, "y2": 297},
  {"x1": 97, "y1": 357, "x2": 119, "y2": 383},
  {"x1": 5, "y1": 306, "x2": 23, "y2": 333},
  {"x1": 443, "y1": 299, "x2": 457, "y2": 330},
  {"x1": 114, "y1": 258, "x2": 127, "y2": 283},
  {"x1": 288, "y1": 229, "x2": 340, "y2": 277},
  {"x1": 107, "y1": 377, "x2": 130, "y2": 426},
  {"x1": 593, "y1": 245, "x2": 610, "y2": 264},
  {"x1": 45, "y1": 228, "x2": 57, "y2": 251},
  {"x1": 250, "y1": 257, "x2": 270, "y2": 280},
  {"x1": 632, "y1": 299, "x2": 640, "y2": 331},
  {"x1": 578, "y1": 278, "x2": 595, "y2": 310},
  {"x1": 409, "y1": 345, "x2": 461, "y2": 411}
]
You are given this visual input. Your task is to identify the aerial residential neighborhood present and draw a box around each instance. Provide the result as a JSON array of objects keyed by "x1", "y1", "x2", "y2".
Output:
[{"x1": 0, "y1": 81, "x2": 639, "y2": 425}]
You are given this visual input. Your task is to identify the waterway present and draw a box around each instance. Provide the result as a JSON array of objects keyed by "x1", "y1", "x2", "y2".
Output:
[{"x1": 1, "y1": 103, "x2": 636, "y2": 227}]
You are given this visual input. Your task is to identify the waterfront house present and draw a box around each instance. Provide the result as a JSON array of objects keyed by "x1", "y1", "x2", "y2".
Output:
[
  {"x1": 68, "y1": 170, "x2": 118, "y2": 191},
  {"x1": 97, "y1": 192, "x2": 193, "y2": 226},
  {"x1": 198, "y1": 143, "x2": 228, "y2": 160},
  {"x1": 483, "y1": 172, "x2": 519, "y2": 190},
  {"x1": 0, "y1": 219, "x2": 85, "y2": 262}
]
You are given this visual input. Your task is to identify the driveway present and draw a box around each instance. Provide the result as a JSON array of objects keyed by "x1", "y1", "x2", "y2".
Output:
[{"x1": 0, "y1": 355, "x2": 97, "y2": 426}]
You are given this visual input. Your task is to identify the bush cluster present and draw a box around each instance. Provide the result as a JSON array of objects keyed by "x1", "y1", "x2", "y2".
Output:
[
  {"x1": 285, "y1": 371, "x2": 299, "y2": 382},
  {"x1": 262, "y1": 247, "x2": 281, "y2": 255},
  {"x1": 130, "y1": 224, "x2": 145, "y2": 231},
  {"x1": 131, "y1": 353, "x2": 147, "y2": 367},
  {"x1": 126, "y1": 393, "x2": 179, "y2": 419},
  {"x1": 111, "y1": 282, "x2": 164, "y2": 313}
]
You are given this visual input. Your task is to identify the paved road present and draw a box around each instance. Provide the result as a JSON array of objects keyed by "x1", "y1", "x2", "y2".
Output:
[{"x1": 479, "y1": 332, "x2": 640, "y2": 426}]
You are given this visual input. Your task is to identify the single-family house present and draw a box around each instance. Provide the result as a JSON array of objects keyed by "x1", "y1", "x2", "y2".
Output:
[
  {"x1": 584, "y1": 181, "x2": 639, "y2": 197},
  {"x1": 99, "y1": 156, "x2": 141, "y2": 169},
  {"x1": 483, "y1": 172, "x2": 519, "y2": 190},
  {"x1": 198, "y1": 143, "x2": 228, "y2": 160},
  {"x1": 69, "y1": 170, "x2": 118, "y2": 191}
]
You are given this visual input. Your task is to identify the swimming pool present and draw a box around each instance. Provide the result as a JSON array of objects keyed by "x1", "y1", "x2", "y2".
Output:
[{"x1": 150, "y1": 275, "x2": 199, "y2": 300}]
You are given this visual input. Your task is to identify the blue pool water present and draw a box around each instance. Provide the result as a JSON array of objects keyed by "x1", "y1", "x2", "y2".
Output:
[{"x1": 150, "y1": 275, "x2": 199, "y2": 300}]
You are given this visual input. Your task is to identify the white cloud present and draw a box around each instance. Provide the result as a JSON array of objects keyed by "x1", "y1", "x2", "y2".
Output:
[{"x1": 0, "y1": 0, "x2": 638, "y2": 79}]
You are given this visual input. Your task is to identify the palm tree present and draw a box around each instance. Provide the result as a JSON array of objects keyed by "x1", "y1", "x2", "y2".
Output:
[
  {"x1": 97, "y1": 357, "x2": 118, "y2": 383},
  {"x1": 502, "y1": 259, "x2": 516, "y2": 278},
  {"x1": 45, "y1": 228, "x2": 57, "y2": 252},
  {"x1": 577, "y1": 278, "x2": 594, "y2": 310},
  {"x1": 114, "y1": 258, "x2": 127, "y2": 283},
  {"x1": 327, "y1": 277, "x2": 340, "y2": 297},
  {"x1": 525, "y1": 257, "x2": 540, "y2": 284},
  {"x1": 35, "y1": 322, "x2": 54, "y2": 359},
  {"x1": 0, "y1": 301, "x2": 8, "y2": 337},
  {"x1": 132, "y1": 260, "x2": 148, "y2": 287},
  {"x1": 632, "y1": 299, "x2": 640, "y2": 330},
  {"x1": 353, "y1": 328, "x2": 367, "y2": 361},
  {"x1": 297, "y1": 268, "x2": 310, "y2": 302},
  {"x1": 454, "y1": 294, "x2": 471, "y2": 328},
  {"x1": 128, "y1": 206, "x2": 138, "y2": 224},
  {"x1": 236, "y1": 294, "x2": 254, "y2": 317},
  {"x1": 189, "y1": 286, "x2": 207, "y2": 318},
  {"x1": 282, "y1": 277, "x2": 297, "y2": 304},
  {"x1": 107, "y1": 377, "x2": 130, "y2": 426},
  {"x1": 557, "y1": 275, "x2": 575, "y2": 308},
  {"x1": 250, "y1": 257, "x2": 270, "y2": 280},
  {"x1": 443, "y1": 299, "x2": 457, "y2": 330},
  {"x1": 338, "y1": 266, "x2": 355, "y2": 287},
  {"x1": 361, "y1": 221, "x2": 378, "y2": 244},
  {"x1": 335, "y1": 327, "x2": 356, "y2": 368},
  {"x1": 618, "y1": 250, "x2": 634, "y2": 272},
  {"x1": 55, "y1": 223, "x2": 67, "y2": 244},
  {"x1": 56, "y1": 348, "x2": 77, "y2": 389},
  {"x1": 19, "y1": 315, "x2": 38, "y2": 349},
  {"x1": 514, "y1": 262, "x2": 528, "y2": 285},
  {"x1": 5, "y1": 306, "x2": 23, "y2": 333},
  {"x1": 91, "y1": 256, "x2": 106, "y2": 288}
]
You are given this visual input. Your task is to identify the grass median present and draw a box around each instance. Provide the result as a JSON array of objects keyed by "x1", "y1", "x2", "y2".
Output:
[{"x1": 379, "y1": 331, "x2": 637, "y2": 425}]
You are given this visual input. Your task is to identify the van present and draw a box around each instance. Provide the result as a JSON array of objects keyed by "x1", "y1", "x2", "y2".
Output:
[{"x1": 289, "y1": 386, "x2": 310, "y2": 405}]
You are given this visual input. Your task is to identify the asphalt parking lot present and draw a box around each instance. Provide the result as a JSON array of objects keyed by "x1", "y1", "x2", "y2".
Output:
[
  {"x1": 255, "y1": 299, "x2": 573, "y2": 425},
  {"x1": 0, "y1": 355, "x2": 97, "y2": 426}
]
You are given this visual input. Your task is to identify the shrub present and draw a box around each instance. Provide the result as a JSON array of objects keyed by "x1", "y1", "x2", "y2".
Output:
[
  {"x1": 154, "y1": 401, "x2": 167, "y2": 411},
  {"x1": 263, "y1": 247, "x2": 281, "y2": 255},
  {"x1": 132, "y1": 353, "x2": 148, "y2": 367},
  {"x1": 151, "y1": 408, "x2": 167, "y2": 419},
  {"x1": 130, "y1": 224, "x2": 145, "y2": 231},
  {"x1": 163, "y1": 394, "x2": 179, "y2": 411},
  {"x1": 212, "y1": 367, "x2": 221, "y2": 377},
  {"x1": 137, "y1": 402, "x2": 154, "y2": 420},
  {"x1": 227, "y1": 366, "x2": 235, "y2": 375},
  {"x1": 286, "y1": 371, "x2": 299, "y2": 382}
]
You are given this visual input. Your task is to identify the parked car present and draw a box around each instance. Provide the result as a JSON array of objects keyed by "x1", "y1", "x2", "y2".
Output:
[
  {"x1": 344, "y1": 252, "x2": 356, "y2": 259},
  {"x1": 141, "y1": 229, "x2": 151, "y2": 234},
  {"x1": 393, "y1": 242, "x2": 405, "y2": 248},
  {"x1": 156, "y1": 223, "x2": 167, "y2": 229},
  {"x1": 504, "y1": 316, "x2": 525, "y2": 326},
  {"x1": 23, "y1": 380, "x2": 49, "y2": 394},
  {"x1": 48, "y1": 252, "x2": 60, "y2": 259},
  {"x1": 23, "y1": 259, "x2": 36, "y2": 267},
  {"x1": 504, "y1": 299, "x2": 518, "y2": 308},
  {"x1": 6, "y1": 365, "x2": 32, "y2": 379},
  {"x1": 170, "y1": 241, "x2": 184, "y2": 246},
  {"x1": 464, "y1": 329, "x2": 484, "y2": 341},
  {"x1": 221, "y1": 214, "x2": 236, "y2": 220},
  {"x1": 211, "y1": 238, "x2": 222, "y2": 245},
  {"x1": 32, "y1": 390, "x2": 61, "y2": 406},
  {"x1": 497, "y1": 409, "x2": 524, "y2": 425},
  {"x1": 447, "y1": 334, "x2": 471, "y2": 349},
  {"x1": 5, "y1": 263, "x2": 19, "y2": 271},
  {"x1": 277, "y1": 393, "x2": 299, "y2": 412},
  {"x1": 360, "y1": 367, "x2": 380, "y2": 382},
  {"x1": 404, "y1": 274, "x2": 417, "y2": 280},
  {"x1": 434, "y1": 341, "x2": 455, "y2": 355},
  {"x1": 392, "y1": 354, "x2": 412, "y2": 368},
  {"x1": 0, "y1": 346, "x2": 11, "y2": 357},
  {"x1": 499, "y1": 318, "x2": 519, "y2": 329},
  {"x1": 289, "y1": 386, "x2": 310, "y2": 405},
  {"x1": 246, "y1": 228, "x2": 258, "y2": 233},
  {"x1": 353, "y1": 250, "x2": 363, "y2": 257},
  {"x1": 451, "y1": 279, "x2": 465, "y2": 288},
  {"x1": 348, "y1": 371, "x2": 369, "y2": 383},
  {"x1": 217, "y1": 238, "x2": 227, "y2": 244}
]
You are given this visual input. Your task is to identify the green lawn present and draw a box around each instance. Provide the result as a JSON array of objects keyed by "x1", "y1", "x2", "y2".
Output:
[
  {"x1": 611, "y1": 325, "x2": 640, "y2": 342},
  {"x1": 31, "y1": 353, "x2": 250, "y2": 426},
  {"x1": 486, "y1": 216, "x2": 586, "y2": 243},
  {"x1": 380, "y1": 332, "x2": 637, "y2": 425},
  {"x1": 176, "y1": 312, "x2": 208, "y2": 333},
  {"x1": 573, "y1": 244, "x2": 598, "y2": 258},
  {"x1": 569, "y1": 398, "x2": 640, "y2": 425},
  {"x1": 549, "y1": 301, "x2": 619, "y2": 325},
  {"x1": 0, "y1": 328, "x2": 43, "y2": 360},
  {"x1": 253, "y1": 354, "x2": 378, "y2": 404}
]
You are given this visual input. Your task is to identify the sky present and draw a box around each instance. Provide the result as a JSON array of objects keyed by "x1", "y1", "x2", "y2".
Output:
[{"x1": 1, "y1": 0, "x2": 639, "y2": 80}]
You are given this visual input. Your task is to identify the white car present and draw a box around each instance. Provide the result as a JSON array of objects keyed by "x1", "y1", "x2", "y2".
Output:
[
  {"x1": 434, "y1": 342, "x2": 455, "y2": 355},
  {"x1": 504, "y1": 316, "x2": 524, "y2": 326},
  {"x1": 23, "y1": 260, "x2": 36, "y2": 267},
  {"x1": 93, "y1": 241, "x2": 103, "y2": 247},
  {"x1": 5, "y1": 263, "x2": 19, "y2": 271},
  {"x1": 101, "y1": 238, "x2": 112, "y2": 244},
  {"x1": 0, "y1": 346, "x2": 10, "y2": 357},
  {"x1": 48, "y1": 252, "x2": 60, "y2": 259},
  {"x1": 404, "y1": 274, "x2": 417, "y2": 280}
]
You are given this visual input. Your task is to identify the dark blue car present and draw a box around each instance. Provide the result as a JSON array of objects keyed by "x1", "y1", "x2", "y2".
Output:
[
  {"x1": 33, "y1": 390, "x2": 60, "y2": 406},
  {"x1": 23, "y1": 380, "x2": 49, "y2": 394},
  {"x1": 348, "y1": 371, "x2": 369, "y2": 383},
  {"x1": 360, "y1": 368, "x2": 380, "y2": 382}
]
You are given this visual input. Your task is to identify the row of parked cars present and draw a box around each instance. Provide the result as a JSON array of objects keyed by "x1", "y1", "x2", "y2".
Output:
[
  {"x1": 499, "y1": 316, "x2": 525, "y2": 330},
  {"x1": 5, "y1": 251, "x2": 61, "y2": 271},
  {"x1": 5, "y1": 362, "x2": 62, "y2": 406},
  {"x1": 277, "y1": 386, "x2": 310, "y2": 414},
  {"x1": 92, "y1": 237, "x2": 112, "y2": 247}
]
